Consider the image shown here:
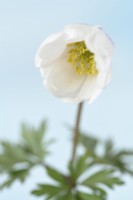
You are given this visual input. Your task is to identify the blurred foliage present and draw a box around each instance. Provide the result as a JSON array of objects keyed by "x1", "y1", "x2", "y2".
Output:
[
  {"x1": 79, "y1": 132, "x2": 133, "y2": 175},
  {"x1": 0, "y1": 121, "x2": 49, "y2": 189},
  {"x1": 0, "y1": 123, "x2": 133, "y2": 200},
  {"x1": 32, "y1": 158, "x2": 123, "y2": 200}
]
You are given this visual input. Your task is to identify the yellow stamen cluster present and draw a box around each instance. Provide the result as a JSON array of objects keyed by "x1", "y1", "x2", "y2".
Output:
[{"x1": 67, "y1": 41, "x2": 98, "y2": 76}]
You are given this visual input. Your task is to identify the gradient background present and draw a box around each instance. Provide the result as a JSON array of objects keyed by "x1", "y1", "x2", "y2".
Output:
[{"x1": 0, "y1": 0, "x2": 133, "y2": 199}]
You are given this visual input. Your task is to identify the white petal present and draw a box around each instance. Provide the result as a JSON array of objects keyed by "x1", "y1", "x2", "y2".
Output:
[
  {"x1": 61, "y1": 76, "x2": 102, "y2": 103},
  {"x1": 95, "y1": 29, "x2": 114, "y2": 57},
  {"x1": 72, "y1": 76, "x2": 101, "y2": 102},
  {"x1": 95, "y1": 54, "x2": 112, "y2": 72},
  {"x1": 88, "y1": 89, "x2": 102, "y2": 103},
  {"x1": 97, "y1": 69, "x2": 111, "y2": 88},
  {"x1": 53, "y1": 72, "x2": 103, "y2": 103},
  {"x1": 42, "y1": 52, "x2": 87, "y2": 98},
  {"x1": 65, "y1": 24, "x2": 92, "y2": 43},
  {"x1": 36, "y1": 31, "x2": 67, "y2": 68},
  {"x1": 85, "y1": 27, "x2": 114, "y2": 58}
]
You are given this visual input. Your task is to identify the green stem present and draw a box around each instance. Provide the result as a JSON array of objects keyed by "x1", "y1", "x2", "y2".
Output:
[{"x1": 71, "y1": 102, "x2": 84, "y2": 164}]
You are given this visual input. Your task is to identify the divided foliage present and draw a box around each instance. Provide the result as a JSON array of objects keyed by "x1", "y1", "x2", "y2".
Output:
[
  {"x1": 0, "y1": 121, "x2": 48, "y2": 189},
  {"x1": 79, "y1": 133, "x2": 133, "y2": 175},
  {"x1": 0, "y1": 123, "x2": 133, "y2": 200},
  {"x1": 32, "y1": 157, "x2": 124, "y2": 200}
]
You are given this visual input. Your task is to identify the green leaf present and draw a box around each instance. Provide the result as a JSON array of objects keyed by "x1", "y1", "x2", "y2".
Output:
[
  {"x1": 104, "y1": 140, "x2": 114, "y2": 156},
  {"x1": 79, "y1": 133, "x2": 98, "y2": 152},
  {"x1": 78, "y1": 135, "x2": 133, "y2": 176},
  {"x1": 46, "y1": 166, "x2": 66, "y2": 184},
  {"x1": 81, "y1": 169, "x2": 124, "y2": 189},
  {"x1": 57, "y1": 192, "x2": 76, "y2": 200},
  {"x1": 78, "y1": 192, "x2": 104, "y2": 200},
  {"x1": 93, "y1": 139, "x2": 133, "y2": 175},
  {"x1": 69, "y1": 153, "x2": 90, "y2": 180},
  {"x1": 0, "y1": 168, "x2": 29, "y2": 189},
  {"x1": 32, "y1": 184, "x2": 63, "y2": 197},
  {"x1": 91, "y1": 186, "x2": 107, "y2": 199},
  {"x1": 0, "y1": 121, "x2": 49, "y2": 189},
  {"x1": 76, "y1": 154, "x2": 89, "y2": 177},
  {"x1": 0, "y1": 143, "x2": 29, "y2": 167},
  {"x1": 0, "y1": 179, "x2": 13, "y2": 190},
  {"x1": 21, "y1": 121, "x2": 47, "y2": 160}
]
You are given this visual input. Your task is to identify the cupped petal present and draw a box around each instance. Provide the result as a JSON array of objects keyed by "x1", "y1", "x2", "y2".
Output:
[
  {"x1": 64, "y1": 24, "x2": 92, "y2": 43},
  {"x1": 97, "y1": 68, "x2": 112, "y2": 88},
  {"x1": 61, "y1": 75, "x2": 102, "y2": 103},
  {"x1": 36, "y1": 31, "x2": 67, "y2": 68},
  {"x1": 95, "y1": 52, "x2": 112, "y2": 87},
  {"x1": 41, "y1": 52, "x2": 87, "y2": 98},
  {"x1": 85, "y1": 26, "x2": 114, "y2": 58},
  {"x1": 95, "y1": 54, "x2": 112, "y2": 72}
]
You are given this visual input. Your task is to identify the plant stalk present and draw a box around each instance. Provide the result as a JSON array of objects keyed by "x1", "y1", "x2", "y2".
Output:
[{"x1": 71, "y1": 102, "x2": 83, "y2": 164}]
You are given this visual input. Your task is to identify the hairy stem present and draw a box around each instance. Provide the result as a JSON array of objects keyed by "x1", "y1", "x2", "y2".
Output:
[{"x1": 71, "y1": 102, "x2": 84, "y2": 164}]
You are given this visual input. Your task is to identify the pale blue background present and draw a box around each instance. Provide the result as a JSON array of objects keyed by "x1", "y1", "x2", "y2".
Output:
[{"x1": 0, "y1": 0, "x2": 133, "y2": 199}]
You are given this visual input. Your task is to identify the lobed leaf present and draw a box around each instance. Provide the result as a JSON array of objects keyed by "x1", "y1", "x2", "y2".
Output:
[
  {"x1": 78, "y1": 192, "x2": 104, "y2": 200},
  {"x1": 32, "y1": 184, "x2": 64, "y2": 198},
  {"x1": 0, "y1": 121, "x2": 48, "y2": 189},
  {"x1": 81, "y1": 169, "x2": 124, "y2": 189},
  {"x1": 46, "y1": 166, "x2": 66, "y2": 185}
]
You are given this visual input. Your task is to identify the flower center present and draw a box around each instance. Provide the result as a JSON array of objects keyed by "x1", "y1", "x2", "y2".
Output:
[{"x1": 67, "y1": 41, "x2": 98, "y2": 76}]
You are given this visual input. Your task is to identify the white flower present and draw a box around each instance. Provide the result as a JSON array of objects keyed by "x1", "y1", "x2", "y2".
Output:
[{"x1": 36, "y1": 24, "x2": 114, "y2": 103}]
